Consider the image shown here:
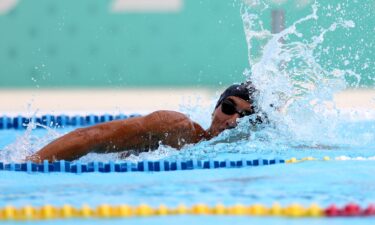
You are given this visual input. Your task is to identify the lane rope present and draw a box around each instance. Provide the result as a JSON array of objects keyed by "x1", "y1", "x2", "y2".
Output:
[
  {"x1": 0, "y1": 158, "x2": 285, "y2": 173},
  {"x1": 1, "y1": 156, "x2": 372, "y2": 174},
  {"x1": 0, "y1": 203, "x2": 374, "y2": 220},
  {"x1": 0, "y1": 114, "x2": 141, "y2": 130}
]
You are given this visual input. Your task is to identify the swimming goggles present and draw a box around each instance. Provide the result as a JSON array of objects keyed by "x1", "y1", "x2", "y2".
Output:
[{"x1": 221, "y1": 98, "x2": 253, "y2": 118}]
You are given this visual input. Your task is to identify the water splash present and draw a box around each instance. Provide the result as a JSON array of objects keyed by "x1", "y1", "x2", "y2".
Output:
[
  {"x1": 173, "y1": 0, "x2": 375, "y2": 160},
  {"x1": 239, "y1": 1, "x2": 366, "y2": 147},
  {"x1": 0, "y1": 119, "x2": 61, "y2": 163}
]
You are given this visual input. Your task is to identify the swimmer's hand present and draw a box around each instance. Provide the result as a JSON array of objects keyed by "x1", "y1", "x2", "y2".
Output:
[{"x1": 27, "y1": 111, "x2": 208, "y2": 163}]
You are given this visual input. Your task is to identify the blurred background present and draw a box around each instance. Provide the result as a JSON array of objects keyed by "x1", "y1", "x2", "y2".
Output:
[{"x1": 0, "y1": 0, "x2": 374, "y2": 115}]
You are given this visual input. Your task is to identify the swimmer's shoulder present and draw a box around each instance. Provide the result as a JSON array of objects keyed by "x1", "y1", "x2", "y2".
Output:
[
  {"x1": 146, "y1": 110, "x2": 190, "y2": 121},
  {"x1": 146, "y1": 110, "x2": 209, "y2": 143},
  {"x1": 145, "y1": 110, "x2": 205, "y2": 132},
  {"x1": 102, "y1": 110, "x2": 200, "y2": 131}
]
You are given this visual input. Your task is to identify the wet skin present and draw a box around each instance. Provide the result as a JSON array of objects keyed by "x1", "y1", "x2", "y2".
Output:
[{"x1": 27, "y1": 96, "x2": 252, "y2": 162}]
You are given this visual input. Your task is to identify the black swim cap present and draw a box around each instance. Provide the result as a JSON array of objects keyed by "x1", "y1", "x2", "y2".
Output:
[
  {"x1": 215, "y1": 81, "x2": 257, "y2": 109},
  {"x1": 215, "y1": 81, "x2": 268, "y2": 126}
]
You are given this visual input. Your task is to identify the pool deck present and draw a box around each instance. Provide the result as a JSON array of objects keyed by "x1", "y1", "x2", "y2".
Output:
[{"x1": 0, "y1": 88, "x2": 374, "y2": 116}]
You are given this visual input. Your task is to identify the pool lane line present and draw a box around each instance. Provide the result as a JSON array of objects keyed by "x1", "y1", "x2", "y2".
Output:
[
  {"x1": 0, "y1": 203, "x2": 374, "y2": 220},
  {"x1": 0, "y1": 158, "x2": 285, "y2": 173},
  {"x1": 285, "y1": 156, "x2": 331, "y2": 163},
  {"x1": 1, "y1": 156, "x2": 373, "y2": 174},
  {"x1": 0, "y1": 114, "x2": 141, "y2": 130},
  {"x1": 285, "y1": 155, "x2": 375, "y2": 163}
]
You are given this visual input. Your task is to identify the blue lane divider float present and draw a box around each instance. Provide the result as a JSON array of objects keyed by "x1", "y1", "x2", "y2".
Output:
[
  {"x1": 0, "y1": 114, "x2": 141, "y2": 130},
  {"x1": 0, "y1": 158, "x2": 285, "y2": 174}
]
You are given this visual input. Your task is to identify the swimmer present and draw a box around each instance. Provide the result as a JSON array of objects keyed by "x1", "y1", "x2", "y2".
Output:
[{"x1": 27, "y1": 82, "x2": 262, "y2": 162}]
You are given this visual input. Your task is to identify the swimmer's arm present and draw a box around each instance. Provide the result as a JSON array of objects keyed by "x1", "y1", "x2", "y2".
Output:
[
  {"x1": 27, "y1": 111, "x2": 207, "y2": 162},
  {"x1": 26, "y1": 116, "x2": 150, "y2": 162}
]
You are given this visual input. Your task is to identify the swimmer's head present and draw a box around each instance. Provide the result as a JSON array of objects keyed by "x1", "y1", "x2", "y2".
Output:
[
  {"x1": 207, "y1": 81, "x2": 260, "y2": 137},
  {"x1": 214, "y1": 82, "x2": 257, "y2": 110}
]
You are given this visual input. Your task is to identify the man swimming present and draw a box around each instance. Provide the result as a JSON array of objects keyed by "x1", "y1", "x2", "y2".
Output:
[{"x1": 28, "y1": 82, "x2": 260, "y2": 162}]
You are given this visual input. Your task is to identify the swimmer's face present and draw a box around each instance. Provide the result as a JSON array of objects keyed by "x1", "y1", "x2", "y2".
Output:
[{"x1": 208, "y1": 96, "x2": 253, "y2": 137}]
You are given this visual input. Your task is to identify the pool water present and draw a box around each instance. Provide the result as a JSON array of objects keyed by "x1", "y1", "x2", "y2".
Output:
[{"x1": 0, "y1": 119, "x2": 375, "y2": 224}]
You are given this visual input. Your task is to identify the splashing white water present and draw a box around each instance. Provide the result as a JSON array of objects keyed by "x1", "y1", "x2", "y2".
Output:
[
  {"x1": 239, "y1": 1, "x2": 365, "y2": 146},
  {"x1": 174, "y1": 1, "x2": 374, "y2": 160},
  {"x1": 0, "y1": 119, "x2": 61, "y2": 163}
]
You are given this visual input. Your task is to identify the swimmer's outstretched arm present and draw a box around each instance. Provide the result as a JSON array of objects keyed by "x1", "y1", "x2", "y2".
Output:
[{"x1": 27, "y1": 111, "x2": 208, "y2": 163}]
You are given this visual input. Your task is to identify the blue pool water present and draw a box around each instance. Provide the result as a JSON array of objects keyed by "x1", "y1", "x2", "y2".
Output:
[{"x1": 0, "y1": 119, "x2": 375, "y2": 224}]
